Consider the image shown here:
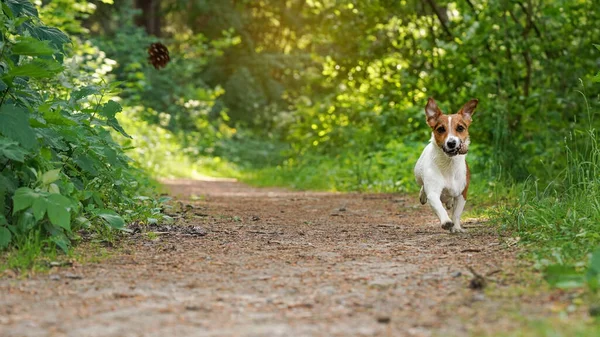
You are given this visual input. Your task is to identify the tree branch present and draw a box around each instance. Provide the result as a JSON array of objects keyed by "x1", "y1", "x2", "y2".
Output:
[
  {"x1": 522, "y1": 51, "x2": 532, "y2": 97},
  {"x1": 422, "y1": 0, "x2": 453, "y2": 39},
  {"x1": 517, "y1": 1, "x2": 542, "y2": 39},
  {"x1": 518, "y1": 1, "x2": 556, "y2": 59}
]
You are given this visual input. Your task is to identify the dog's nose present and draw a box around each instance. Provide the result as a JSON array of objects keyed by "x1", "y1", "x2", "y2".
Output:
[{"x1": 447, "y1": 139, "x2": 457, "y2": 149}]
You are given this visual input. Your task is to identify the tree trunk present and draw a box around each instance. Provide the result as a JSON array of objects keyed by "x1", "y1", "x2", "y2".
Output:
[{"x1": 135, "y1": 0, "x2": 161, "y2": 37}]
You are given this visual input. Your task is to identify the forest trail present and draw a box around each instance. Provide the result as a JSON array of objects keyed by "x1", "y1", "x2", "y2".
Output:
[{"x1": 1, "y1": 179, "x2": 553, "y2": 336}]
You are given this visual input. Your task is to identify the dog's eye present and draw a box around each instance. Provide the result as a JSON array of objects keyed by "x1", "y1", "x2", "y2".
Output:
[
  {"x1": 456, "y1": 125, "x2": 465, "y2": 132},
  {"x1": 436, "y1": 127, "x2": 446, "y2": 133}
]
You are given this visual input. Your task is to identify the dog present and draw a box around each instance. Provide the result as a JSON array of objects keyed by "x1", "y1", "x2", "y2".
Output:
[{"x1": 414, "y1": 97, "x2": 478, "y2": 233}]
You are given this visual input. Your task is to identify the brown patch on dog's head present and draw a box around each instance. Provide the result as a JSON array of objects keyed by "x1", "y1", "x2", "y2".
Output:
[{"x1": 424, "y1": 97, "x2": 478, "y2": 156}]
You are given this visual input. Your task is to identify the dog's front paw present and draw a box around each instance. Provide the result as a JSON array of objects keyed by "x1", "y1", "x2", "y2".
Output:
[
  {"x1": 441, "y1": 221, "x2": 454, "y2": 230},
  {"x1": 450, "y1": 226, "x2": 465, "y2": 233}
]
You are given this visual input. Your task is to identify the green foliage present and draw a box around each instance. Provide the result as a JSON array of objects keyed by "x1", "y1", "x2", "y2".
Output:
[
  {"x1": 80, "y1": 2, "x2": 244, "y2": 180},
  {"x1": 77, "y1": 2, "x2": 600, "y2": 202},
  {"x1": 543, "y1": 246, "x2": 600, "y2": 291},
  {"x1": 79, "y1": 1, "x2": 600, "y2": 201},
  {"x1": 89, "y1": 3, "x2": 236, "y2": 135},
  {"x1": 497, "y1": 71, "x2": 600, "y2": 296},
  {"x1": 0, "y1": 104, "x2": 36, "y2": 149},
  {"x1": 114, "y1": 107, "x2": 239, "y2": 179},
  {"x1": 0, "y1": 0, "x2": 159, "y2": 261},
  {"x1": 492, "y1": 318, "x2": 600, "y2": 337},
  {"x1": 113, "y1": 0, "x2": 597, "y2": 198},
  {"x1": 242, "y1": 139, "x2": 424, "y2": 192},
  {"x1": 540, "y1": 247, "x2": 600, "y2": 320}
]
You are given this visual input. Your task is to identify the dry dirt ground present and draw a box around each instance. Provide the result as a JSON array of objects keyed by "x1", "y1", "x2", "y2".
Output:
[{"x1": 0, "y1": 179, "x2": 564, "y2": 337}]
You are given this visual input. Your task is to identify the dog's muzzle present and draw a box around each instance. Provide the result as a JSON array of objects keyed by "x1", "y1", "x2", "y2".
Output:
[
  {"x1": 443, "y1": 139, "x2": 468, "y2": 156},
  {"x1": 443, "y1": 147, "x2": 460, "y2": 157}
]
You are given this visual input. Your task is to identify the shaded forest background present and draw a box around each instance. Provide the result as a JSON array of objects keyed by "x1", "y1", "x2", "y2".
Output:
[
  {"x1": 76, "y1": 0, "x2": 599, "y2": 192},
  {"x1": 1, "y1": 0, "x2": 600, "y2": 278}
]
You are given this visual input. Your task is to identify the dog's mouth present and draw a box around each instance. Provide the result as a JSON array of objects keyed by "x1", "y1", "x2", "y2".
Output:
[
  {"x1": 443, "y1": 147, "x2": 460, "y2": 157},
  {"x1": 442, "y1": 143, "x2": 468, "y2": 156},
  {"x1": 444, "y1": 149, "x2": 458, "y2": 157}
]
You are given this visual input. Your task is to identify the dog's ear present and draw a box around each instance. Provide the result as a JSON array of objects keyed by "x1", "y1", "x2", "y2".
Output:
[
  {"x1": 425, "y1": 97, "x2": 442, "y2": 127},
  {"x1": 458, "y1": 99, "x2": 478, "y2": 123}
]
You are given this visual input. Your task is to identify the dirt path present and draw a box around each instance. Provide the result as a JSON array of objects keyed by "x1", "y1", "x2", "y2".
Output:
[{"x1": 1, "y1": 179, "x2": 545, "y2": 336}]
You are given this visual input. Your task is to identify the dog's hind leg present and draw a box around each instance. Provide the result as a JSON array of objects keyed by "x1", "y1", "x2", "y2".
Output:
[
  {"x1": 443, "y1": 196, "x2": 454, "y2": 210},
  {"x1": 419, "y1": 186, "x2": 427, "y2": 205}
]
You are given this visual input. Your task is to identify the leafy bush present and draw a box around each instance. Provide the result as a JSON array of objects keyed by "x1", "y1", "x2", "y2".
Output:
[
  {"x1": 500, "y1": 63, "x2": 600, "y2": 270},
  {"x1": 0, "y1": 1, "x2": 155, "y2": 256}
]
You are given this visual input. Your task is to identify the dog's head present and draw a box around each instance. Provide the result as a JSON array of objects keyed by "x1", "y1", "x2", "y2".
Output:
[{"x1": 424, "y1": 97, "x2": 478, "y2": 157}]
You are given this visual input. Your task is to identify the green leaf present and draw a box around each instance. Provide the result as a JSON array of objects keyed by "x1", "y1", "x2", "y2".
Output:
[
  {"x1": 2, "y1": 3, "x2": 14, "y2": 19},
  {"x1": 73, "y1": 152, "x2": 99, "y2": 175},
  {"x1": 74, "y1": 216, "x2": 91, "y2": 228},
  {"x1": 35, "y1": 128, "x2": 69, "y2": 151},
  {"x1": 0, "y1": 103, "x2": 37, "y2": 149},
  {"x1": 42, "y1": 109, "x2": 77, "y2": 126},
  {"x1": 100, "y1": 100, "x2": 122, "y2": 119},
  {"x1": 102, "y1": 146, "x2": 118, "y2": 165},
  {"x1": 3, "y1": 0, "x2": 38, "y2": 18},
  {"x1": 158, "y1": 196, "x2": 172, "y2": 203},
  {"x1": 26, "y1": 25, "x2": 70, "y2": 54},
  {"x1": 48, "y1": 183, "x2": 60, "y2": 194},
  {"x1": 41, "y1": 169, "x2": 61, "y2": 185},
  {"x1": 0, "y1": 137, "x2": 29, "y2": 162},
  {"x1": 544, "y1": 265, "x2": 585, "y2": 289},
  {"x1": 586, "y1": 248, "x2": 600, "y2": 292},
  {"x1": 593, "y1": 72, "x2": 600, "y2": 83},
  {"x1": 588, "y1": 248, "x2": 600, "y2": 275},
  {"x1": 8, "y1": 59, "x2": 63, "y2": 78},
  {"x1": 31, "y1": 197, "x2": 47, "y2": 221},
  {"x1": 11, "y1": 37, "x2": 55, "y2": 56},
  {"x1": 49, "y1": 233, "x2": 69, "y2": 253},
  {"x1": 17, "y1": 210, "x2": 36, "y2": 232},
  {"x1": 12, "y1": 187, "x2": 39, "y2": 213},
  {"x1": 91, "y1": 192, "x2": 105, "y2": 208},
  {"x1": 70, "y1": 85, "x2": 100, "y2": 102},
  {"x1": 94, "y1": 209, "x2": 125, "y2": 229},
  {"x1": 0, "y1": 227, "x2": 11, "y2": 248},
  {"x1": 0, "y1": 214, "x2": 7, "y2": 226},
  {"x1": 46, "y1": 194, "x2": 72, "y2": 230},
  {"x1": 595, "y1": 44, "x2": 600, "y2": 51},
  {"x1": 107, "y1": 118, "x2": 132, "y2": 138}
]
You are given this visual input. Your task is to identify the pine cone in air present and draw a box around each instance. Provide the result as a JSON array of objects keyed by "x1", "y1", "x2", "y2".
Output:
[{"x1": 148, "y1": 42, "x2": 170, "y2": 69}]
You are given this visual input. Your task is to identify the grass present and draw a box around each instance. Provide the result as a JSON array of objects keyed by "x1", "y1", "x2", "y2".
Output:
[
  {"x1": 498, "y1": 98, "x2": 600, "y2": 267},
  {"x1": 0, "y1": 230, "x2": 59, "y2": 273},
  {"x1": 0, "y1": 226, "x2": 123, "y2": 274},
  {"x1": 496, "y1": 320, "x2": 600, "y2": 337}
]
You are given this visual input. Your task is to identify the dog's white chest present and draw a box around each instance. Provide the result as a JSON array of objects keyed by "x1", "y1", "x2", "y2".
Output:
[
  {"x1": 443, "y1": 164, "x2": 467, "y2": 196},
  {"x1": 414, "y1": 142, "x2": 467, "y2": 197}
]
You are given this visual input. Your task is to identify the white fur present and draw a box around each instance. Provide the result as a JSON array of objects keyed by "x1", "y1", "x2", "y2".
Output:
[{"x1": 414, "y1": 135, "x2": 468, "y2": 233}]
